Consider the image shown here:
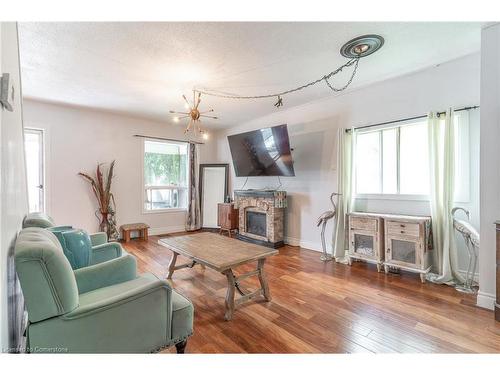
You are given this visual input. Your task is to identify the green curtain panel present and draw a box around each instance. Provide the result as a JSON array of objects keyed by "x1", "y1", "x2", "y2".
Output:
[
  {"x1": 427, "y1": 109, "x2": 463, "y2": 284},
  {"x1": 333, "y1": 127, "x2": 354, "y2": 262}
]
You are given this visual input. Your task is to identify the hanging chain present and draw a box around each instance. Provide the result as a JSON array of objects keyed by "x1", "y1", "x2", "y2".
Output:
[
  {"x1": 324, "y1": 58, "x2": 359, "y2": 92},
  {"x1": 193, "y1": 58, "x2": 360, "y2": 100}
]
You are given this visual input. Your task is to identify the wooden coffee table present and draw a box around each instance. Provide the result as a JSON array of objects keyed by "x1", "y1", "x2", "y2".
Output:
[{"x1": 158, "y1": 232, "x2": 278, "y2": 320}]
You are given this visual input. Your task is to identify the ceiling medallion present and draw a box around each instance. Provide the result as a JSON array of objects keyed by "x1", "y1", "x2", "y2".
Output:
[
  {"x1": 169, "y1": 91, "x2": 218, "y2": 138},
  {"x1": 340, "y1": 34, "x2": 385, "y2": 58}
]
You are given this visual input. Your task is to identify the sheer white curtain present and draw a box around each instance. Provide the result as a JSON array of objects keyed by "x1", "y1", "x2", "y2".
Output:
[
  {"x1": 186, "y1": 143, "x2": 201, "y2": 231},
  {"x1": 427, "y1": 109, "x2": 463, "y2": 284},
  {"x1": 333, "y1": 127, "x2": 354, "y2": 262}
]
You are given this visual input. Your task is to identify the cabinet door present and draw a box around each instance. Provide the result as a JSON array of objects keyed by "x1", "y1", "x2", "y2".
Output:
[
  {"x1": 386, "y1": 236, "x2": 421, "y2": 268},
  {"x1": 350, "y1": 229, "x2": 378, "y2": 259},
  {"x1": 217, "y1": 204, "x2": 228, "y2": 228}
]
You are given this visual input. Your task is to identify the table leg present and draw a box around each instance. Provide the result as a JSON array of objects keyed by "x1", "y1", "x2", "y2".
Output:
[
  {"x1": 223, "y1": 269, "x2": 236, "y2": 321},
  {"x1": 167, "y1": 252, "x2": 178, "y2": 279},
  {"x1": 257, "y1": 258, "x2": 271, "y2": 301}
]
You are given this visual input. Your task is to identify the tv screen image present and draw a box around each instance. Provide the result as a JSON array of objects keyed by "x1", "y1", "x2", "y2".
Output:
[{"x1": 227, "y1": 124, "x2": 295, "y2": 177}]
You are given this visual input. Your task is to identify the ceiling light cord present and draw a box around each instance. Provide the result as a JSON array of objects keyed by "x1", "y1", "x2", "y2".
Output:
[{"x1": 193, "y1": 58, "x2": 360, "y2": 102}]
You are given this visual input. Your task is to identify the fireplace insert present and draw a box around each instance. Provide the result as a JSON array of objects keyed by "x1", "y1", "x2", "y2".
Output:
[{"x1": 246, "y1": 211, "x2": 267, "y2": 238}]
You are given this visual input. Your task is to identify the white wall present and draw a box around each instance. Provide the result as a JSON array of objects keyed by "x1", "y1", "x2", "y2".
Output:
[
  {"x1": 478, "y1": 23, "x2": 500, "y2": 311},
  {"x1": 22, "y1": 99, "x2": 218, "y2": 236},
  {"x1": 215, "y1": 53, "x2": 480, "y2": 271},
  {"x1": 1, "y1": 23, "x2": 29, "y2": 351}
]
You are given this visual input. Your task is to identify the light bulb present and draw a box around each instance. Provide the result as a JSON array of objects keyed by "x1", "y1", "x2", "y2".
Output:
[
  {"x1": 202, "y1": 133, "x2": 209, "y2": 140},
  {"x1": 173, "y1": 116, "x2": 179, "y2": 123},
  {"x1": 184, "y1": 103, "x2": 190, "y2": 109}
]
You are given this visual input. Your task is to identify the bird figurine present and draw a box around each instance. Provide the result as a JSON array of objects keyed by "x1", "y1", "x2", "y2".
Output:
[{"x1": 316, "y1": 192, "x2": 341, "y2": 262}]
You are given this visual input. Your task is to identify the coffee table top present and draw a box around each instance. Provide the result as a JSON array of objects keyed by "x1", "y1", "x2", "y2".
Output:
[{"x1": 158, "y1": 232, "x2": 278, "y2": 272}]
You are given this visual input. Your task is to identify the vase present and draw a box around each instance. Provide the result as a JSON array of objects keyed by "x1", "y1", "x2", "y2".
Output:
[{"x1": 99, "y1": 210, "x2": 119, "y2": 241}]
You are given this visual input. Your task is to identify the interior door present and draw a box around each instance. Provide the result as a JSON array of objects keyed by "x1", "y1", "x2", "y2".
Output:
[
  {"x1": 24, "y1": 128, "x2": 44, "y2": 212},
  {"x1": 200, "y1": 164, "x2": 228, "y2": 228}
]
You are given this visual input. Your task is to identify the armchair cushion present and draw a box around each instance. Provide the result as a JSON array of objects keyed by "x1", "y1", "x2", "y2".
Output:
[
  {"x1": 74, "y1": 254, "x2": 137, "y2": 294},
  {"x1": 60, "y1": 229, "x2": 92, "y2": 269}
]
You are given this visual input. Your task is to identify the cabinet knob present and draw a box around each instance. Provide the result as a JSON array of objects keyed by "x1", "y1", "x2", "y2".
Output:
[
  {"x1": 400, "y1": 230, "x2": 405, "y2": 234},
  {"x1": 400, "y1": 224, "x2": 405, "y2": 228},
  {"x1": 387, "y1": 248, "x2": 390, "y2": 253}
]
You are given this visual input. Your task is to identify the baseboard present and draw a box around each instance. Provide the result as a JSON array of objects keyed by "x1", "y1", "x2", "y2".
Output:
[
  {"x1": 477, "y1": 290, "x2": 496, "y2": 311},
  {"x1": 122, "y1": 225, "x2": 187, "y2": 239},
  {"x1": 284, "y1": 236, "x2": 323, "y2": 252},
  {"x1": 149, "y1": 226, "x2": 186, "y2": 236}
]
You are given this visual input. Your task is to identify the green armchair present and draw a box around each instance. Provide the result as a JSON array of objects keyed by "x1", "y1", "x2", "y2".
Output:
[
  {"x1": 23, "y1": 212, "x2": 109, "y2": 247},
  {"x1": 15, "y1": 227, "x2": 194, "y2": 353},
  {"x1": 48, "y1": 227, "x2": 123, "y2": 269}
]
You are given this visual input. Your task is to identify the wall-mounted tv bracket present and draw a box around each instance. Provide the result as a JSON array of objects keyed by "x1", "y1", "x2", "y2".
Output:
[{"x1": 1, "y1": 73, "x2": 14, "y2": 112}]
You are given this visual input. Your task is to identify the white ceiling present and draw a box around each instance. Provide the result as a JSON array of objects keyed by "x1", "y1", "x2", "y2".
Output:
[{"x1": 19, "y1": 22, "x2": 482, "y2": 128}]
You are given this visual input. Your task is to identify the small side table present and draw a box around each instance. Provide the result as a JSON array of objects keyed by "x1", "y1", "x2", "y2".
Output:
[
  {"x1": 217, "y1": 203, "x2": 239, "y2": 237},
  {"x1": 121, "y1": 223, "x2": 150, "y2": 242}
]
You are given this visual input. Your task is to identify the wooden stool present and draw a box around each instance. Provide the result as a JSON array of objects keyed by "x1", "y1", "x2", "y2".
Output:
[{"x1": 120, "y1": 223, "x2": 150, "y2": 242}]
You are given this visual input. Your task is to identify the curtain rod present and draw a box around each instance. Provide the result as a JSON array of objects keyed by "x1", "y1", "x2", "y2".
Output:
[
  {"x1": 345, "y1": 105, "x2": 479, "y2": 133},
  {"x1": 133, "y1": 134, "x2": 204, "y2": 145}
]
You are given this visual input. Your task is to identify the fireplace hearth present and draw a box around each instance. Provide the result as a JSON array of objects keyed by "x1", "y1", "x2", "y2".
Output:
[{"x1": 234, "y1": 190, "x2": 287, "y2": 248}]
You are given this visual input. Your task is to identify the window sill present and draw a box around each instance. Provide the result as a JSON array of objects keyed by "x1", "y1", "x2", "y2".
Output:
[
  {"x1": 354, "y1": 194, "x2": 430, "y2": 202},
  {"x1": 142, "y1": 208, "x2": 188, "y2": 215}
]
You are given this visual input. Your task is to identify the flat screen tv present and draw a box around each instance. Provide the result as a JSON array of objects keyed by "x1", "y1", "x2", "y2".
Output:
[{"x1": 227, "y1": 124, "x2": 295, "y2": 177}]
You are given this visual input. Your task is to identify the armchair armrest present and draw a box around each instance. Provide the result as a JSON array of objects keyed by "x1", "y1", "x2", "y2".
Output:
[
  {"x1": 90, "y1": 241, "x2": 122, "y2": 265},
  {"x1": 74, "y1": 254, "x2": 137, "y2": 294},
  {"x1": 90, "y1": 232, "x2": 108, "y2": 247},
  {"x1": 63, "y1": 274, "x2": 172, "y2": 320}
]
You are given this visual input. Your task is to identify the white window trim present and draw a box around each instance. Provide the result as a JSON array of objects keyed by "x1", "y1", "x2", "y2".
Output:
[
  {"x1": 354, "y1": 118, "x2": 430, "y2": 200},
  {"x1": 141, "y1": 138, "x2": 189, "y2": 214},
  {"x1": 354, "y1": 193, "x2": 430, "y2": 202}
]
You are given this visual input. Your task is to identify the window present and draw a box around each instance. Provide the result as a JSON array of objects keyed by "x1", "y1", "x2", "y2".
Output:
[
  {"x1": 143, "y1": 139, "x2": 189, "y2": 211},
  {"x1": 354, "y1": 113, "x2": 471, "y2": 200},
  {"x1": 355, "y1": 119, "x2": 430, "y2": 196},
  {"x1": 24, "y1": 128, "x2": 45, "y2": 212}
]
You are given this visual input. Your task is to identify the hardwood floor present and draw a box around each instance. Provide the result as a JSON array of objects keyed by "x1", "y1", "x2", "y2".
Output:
[{"x1": 123, "y1": 233, "x2": 500, "y2": 353}]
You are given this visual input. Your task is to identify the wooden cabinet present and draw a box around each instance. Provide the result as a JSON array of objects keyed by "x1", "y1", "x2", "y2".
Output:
[
  {"x1": 217, "y1": 203, "x2": 239, "y2": 237},
  {"x1": 347, "y1": 212, "x2": 432, "y2": 281},
  {"x1": 383, "y1": 215, "x2": 432, "y2": 283},
  {"x1": 348, "y1": 213, "x2": 384, "y2": 272}
]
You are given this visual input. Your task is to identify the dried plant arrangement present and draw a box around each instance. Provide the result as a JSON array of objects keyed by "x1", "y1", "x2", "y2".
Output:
[{"x1": 78, "y1": 160, "x2": 119, "y2": 241}]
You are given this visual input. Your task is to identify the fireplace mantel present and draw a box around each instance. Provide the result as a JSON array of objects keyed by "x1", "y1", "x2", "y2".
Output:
[{"x1": 234, "y1": 190, "x2": 286, "y2": 248}]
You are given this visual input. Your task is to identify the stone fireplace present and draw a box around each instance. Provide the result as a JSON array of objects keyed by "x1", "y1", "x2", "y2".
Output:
[{"x1": 234, "y1": 190, "x2": 287, "y2": 248}]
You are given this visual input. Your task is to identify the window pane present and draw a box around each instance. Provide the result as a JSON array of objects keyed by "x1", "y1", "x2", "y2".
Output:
[
  {"x1": 399, "y1": 121, "x2": 429, "y2": 195},
  {"x1": 382, "y1": 128, "x2": 398, "y2": 194},
  {"x1": 144, "y1": 187, "x2": 188, "y2": 210},
  {"x1": 356, "y1": 132, "x2": 381, "y2": 194},
  {"x1": 144, "y1": 140, "x2": 189, "y2": 210},
  {"x1": 25, "y1": 130, "x2": 43, "y2": 212}
]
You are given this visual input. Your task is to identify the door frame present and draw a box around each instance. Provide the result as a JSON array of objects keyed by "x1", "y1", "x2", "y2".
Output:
[{"x1": 199, "y1": 163, "x2": 229, "y2": 228}]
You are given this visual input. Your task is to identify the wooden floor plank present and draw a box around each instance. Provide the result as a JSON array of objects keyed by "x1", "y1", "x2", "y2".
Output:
[{"x1": 122, "y1": 233, "x2": 500, "y2": 354}]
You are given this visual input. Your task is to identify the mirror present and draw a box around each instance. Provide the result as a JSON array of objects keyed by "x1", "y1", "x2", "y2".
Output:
[{"x1": 199, "y1": 164, "x2": 229, "y2": 228}]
